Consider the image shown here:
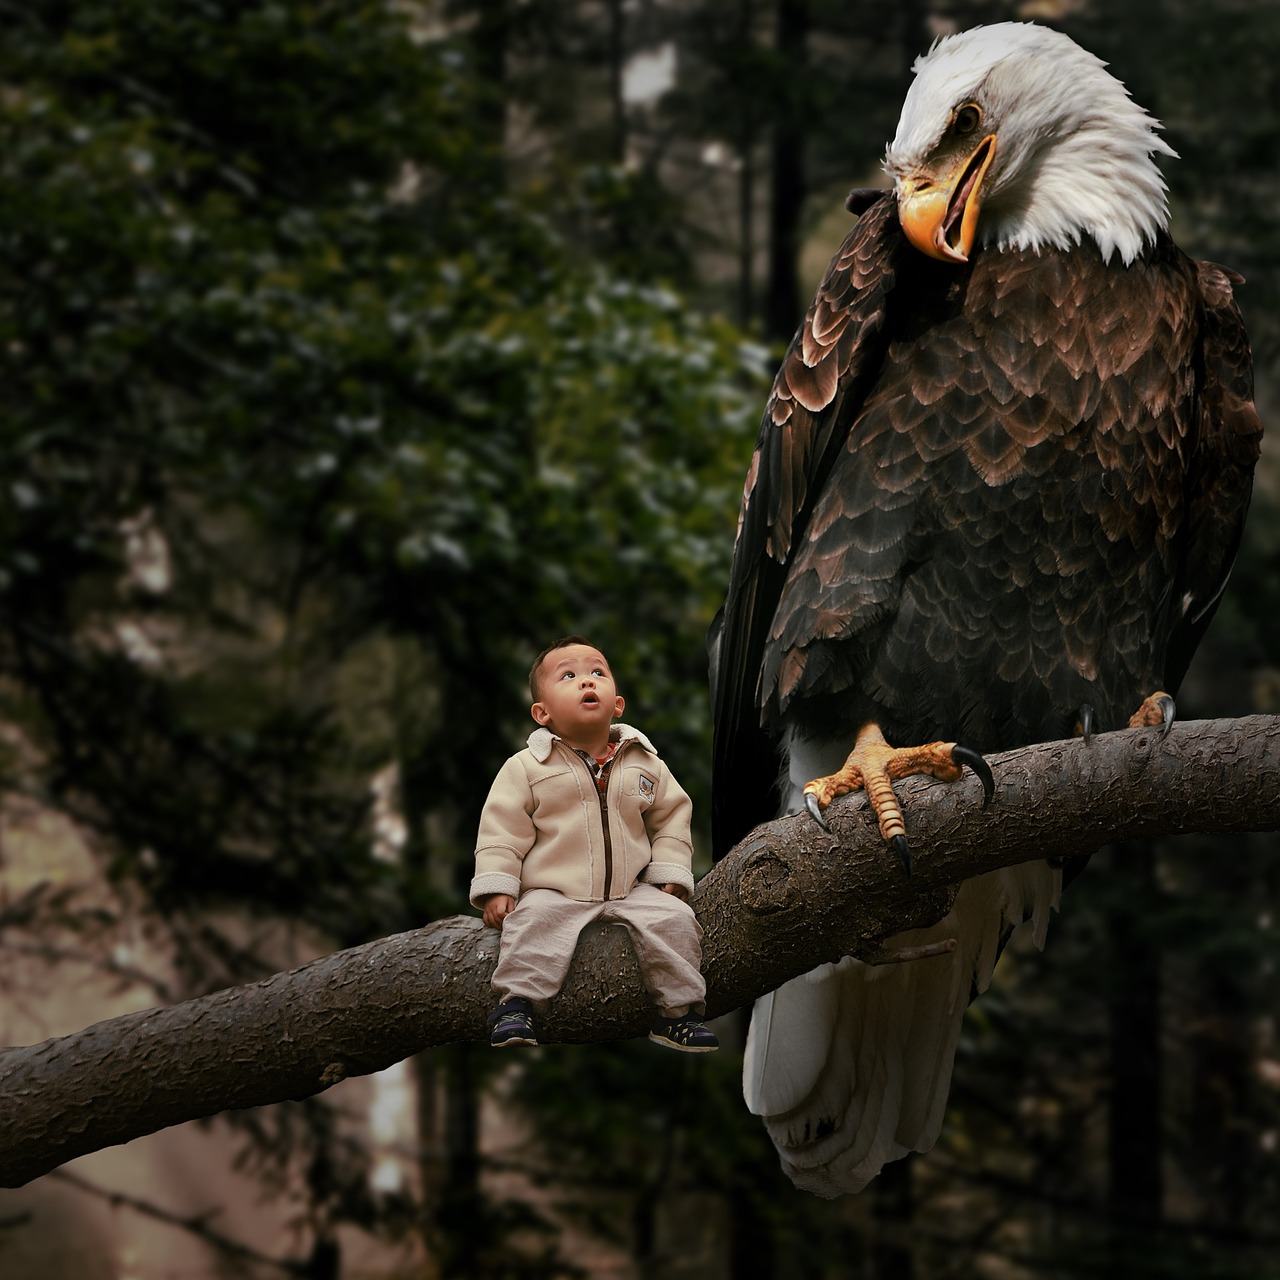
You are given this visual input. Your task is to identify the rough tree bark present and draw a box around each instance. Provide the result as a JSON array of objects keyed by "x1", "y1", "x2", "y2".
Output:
[{"x1": 3, "y1": 716, "x2": 1279, "y2": 1188}]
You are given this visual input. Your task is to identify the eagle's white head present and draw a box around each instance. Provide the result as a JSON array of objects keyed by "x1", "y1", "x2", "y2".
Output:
[{"x1": 883, "y1": 22, "x2": 1175, "y2": 266}]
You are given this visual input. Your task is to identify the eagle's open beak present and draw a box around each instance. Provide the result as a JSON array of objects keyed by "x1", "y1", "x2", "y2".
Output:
[{"x1": 898, "y1": 134, "x2": 997, "y2": 263}]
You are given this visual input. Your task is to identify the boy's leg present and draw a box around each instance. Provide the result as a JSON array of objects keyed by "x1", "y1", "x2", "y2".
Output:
[
  {"x1": 490, "y1": 887, "x2": 599, "y2": 1011},
  {"x1": 602, "y1": 883, "x2": 706, "y2": 1019}
]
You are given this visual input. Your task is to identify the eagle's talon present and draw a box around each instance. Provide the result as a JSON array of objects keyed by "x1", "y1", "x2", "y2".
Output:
[
  {"x1": 1128, "y1": 690, "x2": 1177, "y2": 735},
  {"x1": 951, "y1": 745, "x2": 994, "y2": 808},
  {"x1": 1077, "y1": 703, "x2": 1095, "y2": 745},
  {"x1": 891, "y1": 834, "x2": 912, "y2": 876},
  {"x1": 804, "y1": 792, "x2": 831, "y2": 832}
]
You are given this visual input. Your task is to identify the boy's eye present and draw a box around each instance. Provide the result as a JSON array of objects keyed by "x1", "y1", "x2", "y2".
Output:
[{"x1": 560, "y1": 670, "x2": 575, "y2": 680}]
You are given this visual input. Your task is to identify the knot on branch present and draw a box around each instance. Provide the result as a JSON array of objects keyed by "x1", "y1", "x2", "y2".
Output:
[{"x1": 739, "y1": 840, "x2": 797, "y2": 915}]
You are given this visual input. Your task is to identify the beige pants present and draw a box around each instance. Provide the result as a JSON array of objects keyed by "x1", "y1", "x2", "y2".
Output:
[{"x1": 491, "y1": 883, "x2": 706, "y2": 1019}]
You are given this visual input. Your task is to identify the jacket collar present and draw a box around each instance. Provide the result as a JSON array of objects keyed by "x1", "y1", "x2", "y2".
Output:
[{"x1": 527, "y1": 723, "x2": 656, "y2": 763}]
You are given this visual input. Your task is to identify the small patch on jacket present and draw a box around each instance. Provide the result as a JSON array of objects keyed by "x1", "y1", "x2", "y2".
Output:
[{"x1": 638, "y1": 773, "x2": 656, "y2": 800}]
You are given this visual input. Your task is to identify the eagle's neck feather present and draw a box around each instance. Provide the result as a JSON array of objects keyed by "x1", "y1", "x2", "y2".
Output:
[{"x1": 979, "y1": 97, "x2": 1175, "y2": 265}]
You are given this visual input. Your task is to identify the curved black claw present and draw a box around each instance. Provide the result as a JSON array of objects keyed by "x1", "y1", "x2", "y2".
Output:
[
  {"x1": 1157, "y1": 694, "x2": 1176, "y2": 737},
  {"x1": 951, "y1": 745, "x2": 995, "y2": 809},
  {"x1": 804, "y1": 792, "x2": 831, "y2": 832},
  {"x1": 1077, "y1": 703, "x2": 1096, "y2": 745},
  {"x1": 891, "y1": 834, "x2": 912, "y2": 876}
]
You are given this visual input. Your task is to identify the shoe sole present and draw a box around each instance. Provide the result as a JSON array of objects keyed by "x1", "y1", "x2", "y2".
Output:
[
  {"x1": 648, "y1": 1032, "x2": 718, "y2": 1052},
  {"x1": 491, "y1": 1035, "x2": 538, "y2": 1047}
]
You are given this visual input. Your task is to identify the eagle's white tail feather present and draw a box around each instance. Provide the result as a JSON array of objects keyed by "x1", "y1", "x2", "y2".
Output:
[
  {"x1": 745, "y1": 863, "x2": 1061, "y2": 1197},
  {"x1": 743, "y1": 963, "x2": 842, "y2": 1116}
]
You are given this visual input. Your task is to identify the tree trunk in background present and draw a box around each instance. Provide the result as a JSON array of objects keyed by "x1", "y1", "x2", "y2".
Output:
[
  {"x1": 1190, "y1": 970, "x2": 1253, "y2": 1228},
  {"x1": 414, "y1": 1052, "x2": 446, "y2": 1279},
  {"x1": 736, "y1": 0, "x2": 756, "y2": 330},
  {"x1": 1105, "y1": 841, "x2": 1164, "y2": 1272},
  {"x1": 459, "y1": 0, "x2": 509, "y2": 157},
  {"x1": 728, "y1": 1188, "x2": 776, "y2": 1280},
  {"x1": 763, "y1": 0, "x2": 809, "y2": 343},
  {"x1": 872, "y1": 1156, "x2": 917, "y2": 1280},
  {"x1": 401, "y1": 645, "x2": 508, "y2": 1274},
  {"x1": 738, "y1": 136, "x2": 756, "y2": 331},
  {"x1": 607, "y1": 0, "x2": 627, "y2": 165},
  {"x1": 438, "y1": 1044, "x2": 485, "y2": 1279},
  {"x1": 429, "y1": 653, "x2": 508, "y2": 1276},
  {"x1": 1185, "y1": 845, "x2": 1257, "y2": 1234}
]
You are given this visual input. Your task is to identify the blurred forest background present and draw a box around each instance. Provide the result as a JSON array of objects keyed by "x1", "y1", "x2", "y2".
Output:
[{"x1": 1, "y1": 0, "x2": 1278, "y2": 1277}]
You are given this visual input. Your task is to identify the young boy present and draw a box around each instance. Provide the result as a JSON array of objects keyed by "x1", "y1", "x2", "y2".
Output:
[{"x1": 470, "y1": 636, "x2": 718, "y2": 1052}]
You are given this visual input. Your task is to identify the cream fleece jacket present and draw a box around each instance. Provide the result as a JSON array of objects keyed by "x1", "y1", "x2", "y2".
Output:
[{"x1": 469, "y1": 724, "x2": 696, "y2": 906}]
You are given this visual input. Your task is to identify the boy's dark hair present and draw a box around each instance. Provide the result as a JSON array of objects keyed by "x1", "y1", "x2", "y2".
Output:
[{"x1": 529, "y1": 634, "x2": 596, "y2": 702}]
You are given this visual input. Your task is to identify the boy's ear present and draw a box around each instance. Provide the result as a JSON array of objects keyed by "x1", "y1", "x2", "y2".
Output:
[
  {"x1": 612, "y1": 695, "x2": 625, "y2": 719},
  {"x1": 531, "y1": 701, "x2": 552, "y2": 727}
]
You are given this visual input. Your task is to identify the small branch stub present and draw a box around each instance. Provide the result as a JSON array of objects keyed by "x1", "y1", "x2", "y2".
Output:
[{"x1": 864, "y1": 938, "x2": 958, "y2": 966}]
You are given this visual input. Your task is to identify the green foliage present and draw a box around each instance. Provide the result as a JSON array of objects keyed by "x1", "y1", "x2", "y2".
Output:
[
  {"x1": 0, "y1": 4, "x2": 767, "y2": 1270},
  {"x1": 0, "y1": 0, "x2": 762, "y2": 945}
]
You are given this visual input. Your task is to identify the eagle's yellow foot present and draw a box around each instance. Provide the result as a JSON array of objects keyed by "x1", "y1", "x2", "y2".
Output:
[
  {"x1": 1129, "y1": 691, "x2": 1176, "y2": 735},
  {"x1": 802, "y1": 723, "x2": 994, "y2": 875}
]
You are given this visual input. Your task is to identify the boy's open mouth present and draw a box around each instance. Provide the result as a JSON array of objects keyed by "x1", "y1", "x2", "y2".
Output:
[{"x1": 581, "y1": 693, "x2": 600, "y2": 707}]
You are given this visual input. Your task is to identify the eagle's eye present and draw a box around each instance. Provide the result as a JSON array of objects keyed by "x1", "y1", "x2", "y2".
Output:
[{"x1": 953, "y1": 103, "x2": 982, "y2": 136}]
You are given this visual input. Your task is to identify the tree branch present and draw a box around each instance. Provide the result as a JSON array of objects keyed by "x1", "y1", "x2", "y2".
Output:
[
  {"x1": 3, "y1": 715, "x2": 1279, "y2": 1187},
  {"x1": 48, "y1": 1169, "x2": 312, "y2": 1276}
]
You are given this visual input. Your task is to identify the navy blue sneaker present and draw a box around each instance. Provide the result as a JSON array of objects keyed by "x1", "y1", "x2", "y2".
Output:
[
  {"x1": 488, "y1": 999, "x2": 538, "y2": 1047},
  {"x1": 649, "y1": 1013, "x2": 718, "y2": 1053}
]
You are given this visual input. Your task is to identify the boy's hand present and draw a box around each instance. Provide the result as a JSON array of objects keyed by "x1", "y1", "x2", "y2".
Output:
[
  {"x1": 481, "y1": 894, "x2": 516, "y2": 930},
  {"x1": 658, "y1": 883, "x2": 689, "y2": 902}
]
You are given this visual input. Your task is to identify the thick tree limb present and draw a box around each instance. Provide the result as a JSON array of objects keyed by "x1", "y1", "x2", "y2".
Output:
[{"x1": 3, "y1": 715, "x2": 1279, "y2": 1187}]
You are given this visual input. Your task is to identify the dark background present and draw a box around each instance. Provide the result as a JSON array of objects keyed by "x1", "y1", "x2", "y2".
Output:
[{"x1": 1, "y1": 1, "x2": 1278, "y2": 1276}]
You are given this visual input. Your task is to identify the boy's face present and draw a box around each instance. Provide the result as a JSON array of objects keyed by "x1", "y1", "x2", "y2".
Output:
[{"x1": 531, "y1": 643, "x2": 624, "y2": 743}]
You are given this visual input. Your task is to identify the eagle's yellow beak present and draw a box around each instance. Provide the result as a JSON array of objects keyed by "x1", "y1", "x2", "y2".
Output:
[{"x1": 897, "y1": 134, "x2": 997, "y2": 263}]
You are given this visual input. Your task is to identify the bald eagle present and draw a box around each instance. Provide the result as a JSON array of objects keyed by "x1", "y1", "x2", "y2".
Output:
[{"x1": 710, "y1": 22, "x2": 1261, "y2": 1197}]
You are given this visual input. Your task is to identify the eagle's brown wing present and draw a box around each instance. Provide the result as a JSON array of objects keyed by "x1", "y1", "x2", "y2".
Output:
[
  {"x1": 1164, "y1": 260, "x2": 1263, "y2": 690},
  {"x1": 760, "y1": 236, "x2": 1203, "y2": 745},
  {"x1": 709, "y1": 195, "x2": 905, "y2": 858}
]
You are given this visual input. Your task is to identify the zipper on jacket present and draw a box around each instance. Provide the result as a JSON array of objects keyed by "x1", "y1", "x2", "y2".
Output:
[
  {"x1": 598, "y1": 781, "x2": 614, "y2": 899},
  {"x1": 576, "y1": 746, "x2": 620, "y2": 900}
]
